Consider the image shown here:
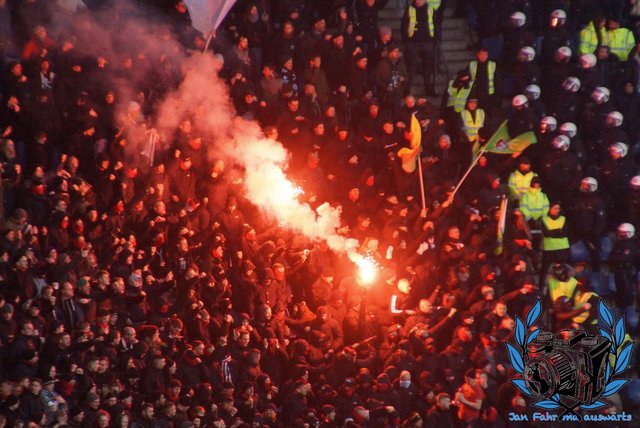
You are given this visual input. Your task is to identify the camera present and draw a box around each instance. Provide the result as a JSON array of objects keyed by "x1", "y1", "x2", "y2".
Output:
[{"x1": 524, "y1": 330, "x2": 610, "y2": 404}]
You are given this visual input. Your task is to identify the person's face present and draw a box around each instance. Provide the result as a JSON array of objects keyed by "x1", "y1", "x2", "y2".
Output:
[
  {"x1": 476, "y1": 373, "x2": 488, "y2": 389},
  {"x1": 178, "y1": 238, "x2": 189, "y2": 253},
  {"x1": 438, "y1": 397, "x2": 451, "y2": 410},
  {"x1": 467, "y1": 100, "x2": 478, "y2": 110},
  {"x1": 448, "y1": 227, "x2": 460, "y2": 240},
  {"x1": 239, "y1": 334, "x2": 250, "y2": 347},
  {"x1": 389, "y1": 48, "x2": 400, "y2": 61},
  {"x1": 519, "y1": 162, "x2": 530, "y2": 173},
  {"x1": 458, "y1": 327, "x2": 472, "y2": 342},
  {"x1": 312, "y1": 56, "x2": 321, "y2": 68},
  {"x1": 495, "y1": 303, "x2": 507, "y2": 317},
  {"x1": 283, "y1": 22, "x2": 294, "y2": 35},
  {"x1": 419, "y1": 300, "x2": 432, "y2": 314},
  {"x1": 29, "y1": 381, "x2": 41, "y2": 395},
  {"x1": 549, "y1": 204, "x2": 561, "y2": 217},
  {"x1": 476, "y1": 50, "x2": 489, "y2": 62},
  {"x1": 98, "y1": 415, "x2": 109, "y2": 428}
]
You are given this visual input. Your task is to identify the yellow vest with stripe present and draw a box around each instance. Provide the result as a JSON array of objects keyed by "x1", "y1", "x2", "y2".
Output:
[
  {"x1": 461, "y1": 108, "x2": 485, "y2": 142},
  {"x1": 519, "y1": 188, "x2": 549, "y2": 221},
  {"x1": 579, "y1": 21, "x2": 607, "y2": 55},
  {"x1": 469, "y1": 60, "x2": 496, "y2": 95},
  {"x1": 407, "y1": 0, "x2": 441, "y2": 39},
  {"x1": 548, "y1": 276, "x2": 577, "y2": 303},
  {"x1": 542, "y1": 215, "x2": 569, "y2": 251},
  {"x1": 446, "y1": 81, "x2": 471, "y2": 112},
  {"x1": 605, "y1": 28, "x2": 636, "y2": 61}
]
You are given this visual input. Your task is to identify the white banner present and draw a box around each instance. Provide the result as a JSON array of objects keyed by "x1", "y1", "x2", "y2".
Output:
[{"x1": 184, "y1": 0, "x2": 238, "y2": 34}]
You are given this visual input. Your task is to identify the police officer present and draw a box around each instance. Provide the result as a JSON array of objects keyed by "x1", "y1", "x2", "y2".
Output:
[
  {"x1": 541, "y1": 10, "x2": 571, "y2": 65},
  {"x1": 540, "y1": 135, "x2": 582, "y2": 204},
  {"x1": 608, "y1": 223, "x2": 639, "y2": 314},
  {"x1": 627, "y1": 176, "x2": 640, "y2": 233},
  {"x1": 600, "y1": 142, "x2": 637, "y2": 226},
  {"x1": 568, "y1": 177, "x2": 606, "y2": 271}
]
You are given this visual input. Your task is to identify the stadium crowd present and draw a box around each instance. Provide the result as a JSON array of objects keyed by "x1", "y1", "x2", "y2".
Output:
[{"x1": 0, "y1": 0, "x2": 640, "y2": 427}]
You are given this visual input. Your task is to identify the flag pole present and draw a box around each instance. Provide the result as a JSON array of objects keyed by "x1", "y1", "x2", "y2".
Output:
[
  {"x1": 417, "y1": 148, "x2": 426, "y2": 212},
  {"x1": 450, "y1": 149, "x2": 486, "y2": 199},
  {"x1": 202, "y1": 30, "x2": 214, "y2": 54}
]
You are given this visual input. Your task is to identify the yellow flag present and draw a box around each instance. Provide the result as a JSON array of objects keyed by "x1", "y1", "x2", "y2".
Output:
[{"x1": 398, "y1": 114, "x2": 422, "y2": 173}]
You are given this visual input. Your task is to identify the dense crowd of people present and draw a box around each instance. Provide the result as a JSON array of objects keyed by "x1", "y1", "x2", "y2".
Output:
[{"x1": 0, "y1": 0, "x2": 640, "y2": 427}]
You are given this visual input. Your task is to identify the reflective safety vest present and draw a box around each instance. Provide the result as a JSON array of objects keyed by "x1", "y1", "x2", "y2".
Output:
[
  {"x1": 572, "y1": 290, "x2": 597, "y2": 325},
  {"x1": 461, "y1": 108, "x2": 485, "y2": 142},
  {"x1": 507, "y1": 170, "x2": 536, "y2": 201},
  {"x1": 407, "y1": 0, "x2": 441, "y2": 39},
  {"x1": 542, "y1": 215, "x2": 570, "y2": 251},
  {"x1": 605, "y1": 28, "x2": 636, "y2": 61},
  {"x1": 548, "y1": 276, "x2": 577, "y2": 303},
  {"x1": 446, "y1": 81, "x2": 471, "y2": 112},
  {"x1": 579, "y1": 21, "x2": 607, "y2": 55},
  {"x1": 519, "y1": 188, "x2": 549, "y2": 221},
  {"x1": 469, "y1": 60, "x2": 496, "y2": 95}
]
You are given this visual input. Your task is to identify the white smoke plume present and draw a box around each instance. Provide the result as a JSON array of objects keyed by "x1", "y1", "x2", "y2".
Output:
[
  {"x1": 50, "y1": 2, "x2": 371, "y2": 272},
  {"x1": 154, "y1": 52, "x2": 371, "y2": 269}
]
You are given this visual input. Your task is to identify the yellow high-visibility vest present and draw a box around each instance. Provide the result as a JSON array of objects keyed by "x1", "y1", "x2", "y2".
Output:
[
  {"x1": 542, "y1": 215, "x2": 570, "y2": 251},
  {"x1": 469, "y1": 60, "x2": 496, "y2": 95},
  {"x1": 446, "y1": 81, "x2": 471, "y2": 112},
  {"x1": 461, "y1": 108, "x2": 485, "y2": 142},
  {"x1": 519, "y1": 188, "x2": 549, "y2": 221},
  {"x1": 508, "y1": 170, "x2": 535, "y2": 201},
  {"x1": 579, "y1": 21, "x2": 607, "y2": 55},
  {"x1": 572, "y1": 291, "x2": 597, "y2": 325},
  {"x1": 605, "y1": 28, "x2": 636, "y2": 61},
  {"x1": 407, "y1": 0, "x2": 441, "y2": 39},
  {"x1": 548, "y1": 276, "x2": 577, "y2": 303}
]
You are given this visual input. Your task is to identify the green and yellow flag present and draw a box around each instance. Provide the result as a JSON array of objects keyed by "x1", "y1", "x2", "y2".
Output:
[{"x1": 473, "y1": 120, "x2": 537, "y2": 156}]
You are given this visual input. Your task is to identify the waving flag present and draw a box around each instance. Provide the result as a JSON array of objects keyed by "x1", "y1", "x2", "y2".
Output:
[
  {"x1": 473, "y1": 120, "x2": 537, "y2": 156},
  {"x1": 397, "y1": 114, "x2": 422, "y2": 174},
  {"x1": 184, "y1": 0, "x2": 238, "y2": 34}
]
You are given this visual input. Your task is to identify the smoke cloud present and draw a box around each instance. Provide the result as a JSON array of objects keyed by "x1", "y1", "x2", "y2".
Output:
[{"x1": 49, "y1": 1, "x2": 368, "y2": 266}]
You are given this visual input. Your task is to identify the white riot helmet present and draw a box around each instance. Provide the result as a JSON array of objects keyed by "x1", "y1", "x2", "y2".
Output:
[
  {"x1": 606, "y1": 111, "x2": 623, "y2": 127},
  {"x1": 579, "y1": 53, "x2": 597, "y2": 69},
  {"x1": 511, "y1": 11, "x2": 527, "y2": 27},
  {"x1": 555, "y1": 46, "x2": 572, "y2": 61},
  {"x1": 630, "y1": 175, "x2": 640, "y2": 190},
  {"x1": 591, "y1": 87, "x2": 610, "y2": 104},
  {"x1": 559, "y1": 122, "x2": 577, "y2": 138},
  {"x1": 617, "y1": 223, "x2": 635, "y2": 239},
  {"x1": 519, "y1": 46, "x2": 536, "y2": 62},
  {"x1": 512, "y1": 94, "x2": 528, "y2": 108},
  {"x1": 540, "y1": 116, "x2": 557, "y2": 133},
  {"x1": 580, "y1": 177, "x2": 598, "y2": 192},
  {"x1": 552, "y1": 135, "x2": 570, "y2": 151},
  {"x1": 550, "y1": 9, "x2": 567, "y2": 26},
  {"x1": 609, "y1": 142, "x2": 628, "y2": 158},
  {"x1": 562, "y1": 76, "x2": 581, "y2": 93},
  {"x1": 525, "y1": 84, "x2": 541, "y2": 100}
]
